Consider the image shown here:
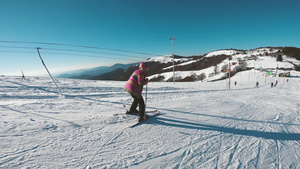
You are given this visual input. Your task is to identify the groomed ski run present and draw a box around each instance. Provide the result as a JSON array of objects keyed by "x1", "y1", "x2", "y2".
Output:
[{"x1": 1, "y1": 70, "x2": 300, "y2": 168}]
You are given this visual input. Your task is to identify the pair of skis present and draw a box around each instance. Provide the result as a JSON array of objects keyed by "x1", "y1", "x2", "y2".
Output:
[
  {"x1": 121, "y1": 84, "x2": 160, "y2": 128},
  {"x1": 114, "y1": 110, "x2": 160, "y2": 128}
]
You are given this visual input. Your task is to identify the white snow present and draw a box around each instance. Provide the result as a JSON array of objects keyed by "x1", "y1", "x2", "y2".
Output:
[
  {"x1": 146, "y1": 55, "x2": 191, "y2": 64},
  {"x1": 205, "y1": 49, "x2": 239, "y2": 57},
  {"x1": 247, "y1": 56, "x2": 294, "y2": 70},
  {"x1": 149, "y1": 66, "x2": 217, "y2": 82},
  {"x1": 163, "y1": 59, "x2": 198, "y2": 71},
  {"x1": 1, "y1": 71, "x2": 300, "y2": 168}
]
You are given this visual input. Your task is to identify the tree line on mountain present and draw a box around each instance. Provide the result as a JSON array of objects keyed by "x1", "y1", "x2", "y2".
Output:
[
  {"x1": 280, "y1": 47, "x2": 300, "y2": 71},
  {"x1": 266, "y1": 47, "x2": 300, "y2": 71},
  {"x1": 89, "y1": 54, "x2": 232, "y2": 82}
]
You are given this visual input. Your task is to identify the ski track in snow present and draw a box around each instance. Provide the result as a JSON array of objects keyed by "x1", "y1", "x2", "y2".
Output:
[
  {"x1": 178, "y1": 129, "x2": 200, "y2": 169},
  {"x1": 1, "y1": 71, "x2": 300, "y2": 168}
]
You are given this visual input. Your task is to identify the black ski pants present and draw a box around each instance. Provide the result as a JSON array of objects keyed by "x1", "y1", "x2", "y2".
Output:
[{"x1": 130, "y1": 93, "x2": 145, "y2": 118}]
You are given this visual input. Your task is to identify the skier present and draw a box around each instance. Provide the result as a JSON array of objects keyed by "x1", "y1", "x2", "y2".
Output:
[
  {"x1": 125, "y1": 62, "x2": 149, "y2": 122},
  {"x1": 21, "y1": 71, "x2": 25, "y2": 79},
  {"x1": 274, "y1": 80, "x2": 278, "y2": 87}
]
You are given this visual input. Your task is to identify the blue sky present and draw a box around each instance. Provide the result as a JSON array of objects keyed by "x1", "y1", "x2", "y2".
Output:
[{"x1": 1, "y1": 0, "x2": 300, "y2": 76}]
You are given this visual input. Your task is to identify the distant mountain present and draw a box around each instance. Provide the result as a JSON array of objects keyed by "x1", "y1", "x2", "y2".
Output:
[
  {"x1": 89, "y1": 47, "x2": 300, "y2": 82},
  {"x1": 90, "y1": 68, "x2": 126, "y2": 81},
  {"x1": 57, "y1": 63, "x2": 139, "y2": 79},
  {"x1": 57, "y1": 47, "x2": 300, "y2": 82}
]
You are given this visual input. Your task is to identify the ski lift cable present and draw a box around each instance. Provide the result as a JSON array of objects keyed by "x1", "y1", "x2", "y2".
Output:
[
  {"x1": 0, "y1": 50, "x2": 143, "y2": 61},
  {"x1": 0, "y1": 41, "x2": 162, "y2": 57},
  {"x1": 41, "y1": 48, "x2": 147, "y2": 59},
  {"x1": 0, "y1": 45, "x2": 154, "y2": 59},
  {"x1": 0, "y1": 50, "x2": 36, "y2": 54},
  {"x1": 39, "y1": 51, "x2": 142, "y2": 61}
]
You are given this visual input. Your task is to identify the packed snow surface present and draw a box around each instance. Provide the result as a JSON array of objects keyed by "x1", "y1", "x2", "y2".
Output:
[{"x1": 1, "y1": 72, "x2": 300, "y2": 168}]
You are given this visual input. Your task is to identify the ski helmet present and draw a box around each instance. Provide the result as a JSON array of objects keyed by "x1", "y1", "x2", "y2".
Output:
[{"x1": 139, "y1": 62, "x2": 148, "y2": 72}]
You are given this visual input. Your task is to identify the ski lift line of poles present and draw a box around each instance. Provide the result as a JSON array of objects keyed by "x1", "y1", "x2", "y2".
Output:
[
  {"x1": 0, "y1": 40, "x2": 162, "y2": 57},
  {"x1": 36, "y1": 48, "x2": 64, "y2": 96},
  {"x1": 224, "y1": 63, "x2": 236, "y2": 90},
  {"x1": 0, "y1": 45, "x2": 152, "y2": 59},
  {"x1": 170, "y1": 37, "x2": 175, "y2": 85}
]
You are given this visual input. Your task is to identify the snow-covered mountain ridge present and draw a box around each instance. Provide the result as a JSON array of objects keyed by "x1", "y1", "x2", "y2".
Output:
[
  {"x1": 61, "y1": 47, "x2": 300, "y2": 81},
  {"x1": 146, "y1": 47, "x2": 299, "y2": 82}
]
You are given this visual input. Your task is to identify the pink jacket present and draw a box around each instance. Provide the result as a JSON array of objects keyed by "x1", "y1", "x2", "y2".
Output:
[{"x1": 125, "y1": 69, "x2": 148, "y2": 98}]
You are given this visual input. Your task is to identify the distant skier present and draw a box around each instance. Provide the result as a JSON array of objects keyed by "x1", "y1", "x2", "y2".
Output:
[
  {"x1": 256, "y1": 81, "x2": 259, "y2": 87},
  {"x1": 274, "y1": 80, "x2": 278, "y2": 87},
  {"x1": 21, "y1": 71, "x2": 25, "y2": 79},
  {"x1": 271, "y1": 82, "x2": 274, "y2": 88},
  {"x1": 125, "y1": 62, "x2": 149, "y2": 122}
]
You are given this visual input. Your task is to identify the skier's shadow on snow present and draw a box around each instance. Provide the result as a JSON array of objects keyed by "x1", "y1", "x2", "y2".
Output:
[
  {"x1": 153, "y1": 117, "x2": 300, "y2": 141},
  {"x1": 149, "y1": 107, "x2": 300, "y2": 127}
]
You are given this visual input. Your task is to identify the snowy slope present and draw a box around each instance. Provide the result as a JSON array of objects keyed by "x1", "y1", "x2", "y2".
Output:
[
  {"x1": 204, "y1": 49, "x2": 239, "y2": 57},
  {"x1": 1, "y1": 71, "x2": 300, "y2": 168},
  {"x1": 146, "y1": 55, "x2": 191, "y2": 63}
]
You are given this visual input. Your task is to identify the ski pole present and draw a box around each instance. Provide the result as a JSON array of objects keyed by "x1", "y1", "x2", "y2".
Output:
[
  {"x1": 144, "y1": 83, "x2": 148, "y2": 118},
  {"x1": 145, "y1": 83, "x2": 148, "y2": 107}
]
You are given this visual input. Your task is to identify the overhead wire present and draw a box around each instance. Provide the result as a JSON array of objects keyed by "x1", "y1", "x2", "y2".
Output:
[
  {"x1": 0, "y1": 41, "x2": 162, "y2": 61},
  {"x1": 1, "y1": 41, "x2": 163, "y2": 78},
  {"x1": 0, "y1": 50, "x2": 37, "y2": 54},
  {"x1": 0, "y1": 50, "x2": 143, "y2": 62},
  {"x1": 0, "y1": 40, "x2": 163, "y2": 57},
  {"x1": 0, "y1": 45, "x2": 151, "y2": 58},
  {"x1": 36, "y1": 52, "x2": 141, "y2": 61}
]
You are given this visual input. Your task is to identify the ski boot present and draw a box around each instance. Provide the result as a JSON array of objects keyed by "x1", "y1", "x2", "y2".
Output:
[
  {"x1": 138, "y1": 115, "x2": 149, "y2": 122},
  {"x1": 126, "y1": 109, "x2": 139, "y2": 114}
]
